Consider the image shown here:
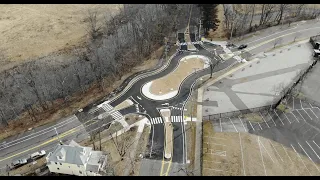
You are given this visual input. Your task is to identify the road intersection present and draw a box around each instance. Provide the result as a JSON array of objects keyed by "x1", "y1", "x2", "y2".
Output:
[{"x1": 1, "y1": 8, "x2": 320, "y2": 176}]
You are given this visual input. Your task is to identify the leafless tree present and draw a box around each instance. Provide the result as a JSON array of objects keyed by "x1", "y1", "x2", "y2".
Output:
[
  {"x1": 86, "y1": 10, "x2": 102, "y2": 41},
  {"x1": 249, "y1": 4, "x2": 256, "y2": 29},
  {"x1": 259, "y1": 4, "x2": 276, "y2": 26},
  {"x1": 292, "y1": 4, "x2": 305, "y2": 17},
  {"x1": 274, "y1": 4, "x2": 291, "y2": 25},
  {"x1": 110, "y1": 129, "x2": 137, "y2": 160},
  {"x1": 273, "y1": 37, "x2": 283, "y2": 48}
]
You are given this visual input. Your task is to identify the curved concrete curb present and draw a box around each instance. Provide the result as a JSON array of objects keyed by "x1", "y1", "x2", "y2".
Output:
[{"x1": 141, "y1": 55, "x2": 210, "y2": 100}]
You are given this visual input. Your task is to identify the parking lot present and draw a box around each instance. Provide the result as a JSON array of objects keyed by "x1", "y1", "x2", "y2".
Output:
[{"x1": 205, "y1": 97, "x2": 320, "y2": 175}]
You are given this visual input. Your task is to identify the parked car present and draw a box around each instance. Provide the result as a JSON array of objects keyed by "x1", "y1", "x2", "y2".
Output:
[
  {"x1": 30, "y1": 150, "x2": 46, "y2": 160},
  {"x1": 238, "y1": 44, "x2": 248, "y2": 50},
  {"x1": 11, "y1": 158, "x2": 27, "y2": 169}
]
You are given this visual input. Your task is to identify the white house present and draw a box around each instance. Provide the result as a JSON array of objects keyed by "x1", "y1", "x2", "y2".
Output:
[{"x1": 46, "y1": 140, "x2": 107, "y2": 176}]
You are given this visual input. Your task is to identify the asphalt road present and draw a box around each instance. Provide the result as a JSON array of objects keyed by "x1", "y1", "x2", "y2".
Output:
[{"x1": 1, "y1": 10, "x2": 320, "y2": 175}]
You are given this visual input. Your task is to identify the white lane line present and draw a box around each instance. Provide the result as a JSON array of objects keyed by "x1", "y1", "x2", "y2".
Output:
[
  {"x1": 1, "y1": 116, "x2": 76, "y2": 148},
  {"x1": 291, "y1": 144, "x2": 312, "y2": 175},
  {"x1": 283, "y1": 113, "x2": 291, "y2": 124},
  {"x1": 246, "y1": 26, "x2": 298, "y2": 45},
  {"x1": 307, "y1": 108, "x2": 318, "y2": 118},
  {"x1": 219, "y1": 118, "x2": 222, "y2": 132},
  {"x1": 302, "y1": 108, "x2": 313, "y2": 121},
  {"x1": 239, "y1": 132, "x2": 246, "y2": 176},
  {"x1": 259, "y1": 138, "x2": 275, "y2": 163},
  {"x1": 297, "y1": 142, "x2": 320, "y2": 172},
  {"x1": 268, "y1": 139, "x2": 284, "y2": 162},
  {"x1": 300, "y1": 99, "x2": 304, "y2": 109},
  {"x1": 238, "y1": 116, "x2": 248, "y2": 132},
  {"x1": 258, "y1": 123, "x2": 263, "y2": 130},
  {"x1": 274, "y1": 110, "x2": 286, "y2": 125},
  {"x1": 290, "y1": 112, "x2": 300, "y2": 123},
  {"x1": 302, "y1": 128, "x2": 313, "y2": 136},
  {"x1": 311, "y1": 132, "x2": 320, "y2": 139},
  {"x1": 248, "y1": 121, "x2": 255, "y2": 131},
  {"x1": 306, "y1": 141, "x2": 320, "y2": 160},
  {"x1": 293, "y1": 97, "x2": 295, "y2": 110},
  {"x1": 313, "y1": 140, "x2": 320, "y2": 150},
  {"x1": 257, "y1": 136, "x2": 267, "y2": 176},
  {"x1": 260, "y1": 112, "x2": 270, "y2": 128},
  {"x1": 228, "y1": 118, "x2": 238, "y2": 132},
  {"x1": 296, "y1": 110, "x2": 307, "y2": 122},
  {"x1": 281, "y1": 144, "x2": 293, "y2": 163},
  {"x1": 0, "y1": 118, "x2": 78, "y2": 151}
]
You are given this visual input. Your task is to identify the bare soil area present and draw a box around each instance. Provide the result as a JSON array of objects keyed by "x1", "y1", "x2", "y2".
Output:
[
  {"x1": 150, "y1": 57, "x2": 205, "y2": 95},
  {"x1": 0, "y1": 4, "x2": 120, "y2": 64},
  {"x1": 202, "y1": 121, "x2": 320, "y2": 176}
]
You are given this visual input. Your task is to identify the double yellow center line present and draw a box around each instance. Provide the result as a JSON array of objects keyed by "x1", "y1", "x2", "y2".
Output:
[{"x1": 0, "y1": 120, "x2": 96, "y2": 163}]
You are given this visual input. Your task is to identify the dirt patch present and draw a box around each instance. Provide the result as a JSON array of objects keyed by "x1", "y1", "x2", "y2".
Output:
[
  {"x1": 207, "y1": 4, "x2": 227, "y2": 40},
  {"x1": 202, "y1": 121, "x2": 320, "y2": 176},
  {"x1": 186, "y1": 122, "x2": 197, "y2": 173},
  {"x1": 149, "y1": 57, "x2": 205, "y2": 95},
  {"x1": 124, "y1": 114, "x2": 145, "y2": 126},
  {"x1": 0, "y1": 4, "x2": 120, "y2": 63}
]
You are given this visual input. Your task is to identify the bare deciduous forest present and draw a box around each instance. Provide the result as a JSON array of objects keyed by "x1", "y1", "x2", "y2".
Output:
[{"x1": 0, "y1": 4, "x2": 195, "y2": 129}]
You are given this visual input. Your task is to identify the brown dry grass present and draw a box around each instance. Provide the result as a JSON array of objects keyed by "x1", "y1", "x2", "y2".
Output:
[
  {"x1": 150, "y1": 57, "x2": 204, "y2": 95},
  {"x1": 202, "y1": 121, "x2": 320, "y2": 176},
  {"x1": 0, "y1": 43, "x2": 167, "y2": 142},
  {"x1": 0, "y1": 4, "x2": 121, "y2": 63},
  {"x1": 114, "y1": 100, "x2": 132, "y2": 111},
  {"x1": 100, "y1": 124, "x2": 150, "y2": 176},
  {"x1": 186, "y1": 122, "x2": 197, "y2": 172}
]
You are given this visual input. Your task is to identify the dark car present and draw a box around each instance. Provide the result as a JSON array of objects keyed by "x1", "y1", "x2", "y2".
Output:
[{"x1": 238, "y1": 44, "x2": 248, "y2": 50}]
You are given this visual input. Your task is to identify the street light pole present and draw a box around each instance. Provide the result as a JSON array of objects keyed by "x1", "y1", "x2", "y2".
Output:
[{"x1": 54, "y1": 127, "x2": 61, "y2": 144}]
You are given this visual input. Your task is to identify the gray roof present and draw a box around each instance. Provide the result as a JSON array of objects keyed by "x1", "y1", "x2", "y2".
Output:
[
  {"x1": 47, "y1": 140, "x2": 106, "y2": 172},
  {"x1": 48, "y1": 142, "x2": 92, "y2": 165}
]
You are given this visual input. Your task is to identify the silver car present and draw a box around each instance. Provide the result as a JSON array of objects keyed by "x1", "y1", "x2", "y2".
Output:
[{"x1": 11, "y1": 158, "x2": 27, "y2": 169}]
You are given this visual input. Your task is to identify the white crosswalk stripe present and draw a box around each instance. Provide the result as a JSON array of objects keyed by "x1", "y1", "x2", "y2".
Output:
[
  {"x1": 171, "y1": 116, "x2": 183, "y2": 122},
  {"x1": 172, "y1": 107, "x2": 183, "y2": 110},
  {"x1": 102, "y1": 103, "x2": 113, "y2": 112},
  {"x1": 150, "y1": 117, "x2": 163, "y2": 124},
  {"x1": 110, "y1": 111, "x2": 123, "y2": 120},
  {"x1": 180, "y1": 41, "x2": 202, "y2": 45},
  {"x1": 135, "y1": 104, "x2": 139, "y2": 112}
]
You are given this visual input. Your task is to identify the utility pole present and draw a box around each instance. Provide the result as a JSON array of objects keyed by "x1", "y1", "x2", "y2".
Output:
[
  {"x1": 199, "y1": 19, "x2": 202, "y2": 40},
  {"x1": 54, "y1": 128, "x2": 61, "y2": 144}
]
